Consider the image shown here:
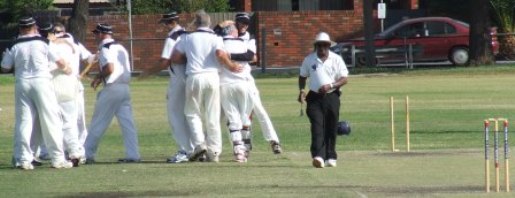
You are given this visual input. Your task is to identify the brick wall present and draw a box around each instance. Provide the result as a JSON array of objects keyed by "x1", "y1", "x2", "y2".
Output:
[
  {"x1": 82, "y1": 7, "x2": 367, "y2": 70},
  {"x1": 255, "y1": 11, "x2": 364, "y2": 67}
]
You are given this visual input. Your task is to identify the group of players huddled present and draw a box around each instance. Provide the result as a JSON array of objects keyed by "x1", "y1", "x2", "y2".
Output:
[{"x1": 0, "y1": 9, "x2": 282, "y2": 170}]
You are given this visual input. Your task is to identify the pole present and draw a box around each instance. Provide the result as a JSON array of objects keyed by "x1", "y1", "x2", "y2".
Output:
[
  {"x1": 390, "y1": 96, "x2": 395, "y2": 152},
  {"x1": 127, "y1": 0, "x2": 134, "y2": 71},
  {"x1": 405, "y1": 96, "x2": 410, "y2": 152},
  {"x1": 260, "y1": 28, "x2": 267, "y2": 73}
]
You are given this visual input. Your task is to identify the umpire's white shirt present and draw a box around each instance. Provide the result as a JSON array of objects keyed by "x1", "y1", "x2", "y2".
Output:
[
  {"x1": 1, "y1": 34, "x2": 58, "y2": 79},
  {"x1": 300, "y1": 51, "x2": 348, "y2": 93},
  {"x1": 175, "y1": 27, "x2": 224, "y2": 75},
  {"x1": 98, "y1": 38, "x2": 131, "y2": 84}
]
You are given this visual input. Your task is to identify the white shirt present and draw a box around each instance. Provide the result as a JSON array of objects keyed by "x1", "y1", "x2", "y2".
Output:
[
  {"x1": 1, "y1": 34, "x2": 59, "y2": 79},
  {"x1": 161, "y1": 25, "x2": 186, "y2": 77},
  {"x1": 62, "y1": 33, "x2": 92, "y2": 77},
  {"x1": 220, "y1": 36, "x2": 252, "y2": 85},
  {"x1": 175, "y1": 27, "x2": 224, "y2": 75},
  {"x1": 300, "y1": 51, "x2": 348, "y2": 93},
  {"x1": 48, "y1": 41, "x2": 74, "y2": 72},
  {"x1": 238, "y1": 32, "x2": 256, "y2": 53},
  {"x1": 98, "y1": 38, "x2": 131, "y2": 84},
  {"x1": 161, "y1": 25, "x2": 183, "y2": 60}
]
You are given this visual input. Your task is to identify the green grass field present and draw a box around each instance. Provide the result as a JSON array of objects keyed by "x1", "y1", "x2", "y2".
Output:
[{"x1": 1, "y1": 66, "x2": 515, "y2": 197}]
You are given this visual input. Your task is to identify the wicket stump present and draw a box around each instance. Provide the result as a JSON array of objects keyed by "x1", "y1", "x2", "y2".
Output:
[
  {"x1": 484, "y1": 118, "x2": 509, "y2": 193},
  {"x1": 390, "y1": 96, "x2": 410, "y2": 152}
]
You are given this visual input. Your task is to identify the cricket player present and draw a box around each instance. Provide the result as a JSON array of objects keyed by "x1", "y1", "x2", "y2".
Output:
[
  {"x1": 53, "y1": 22, "x2": 95, "y2": 147},
  {"x1": 171, "y1": 10, "x2": 241, "y2": 162},
  {"x1": 84, "y1": 23, "x2": 140, "y2": 163},
  {"x1": 217, "y1": 21, "x2": 253, "y2": 162},
  {"x1": 1, "y1": 16, "x2": 73, "y2": 169},
  {"x1": 234, "y1": 12, "x2": 283, "y2": 154},
  {"x1": 157, "y1": 11, "x2": 194, "y2": 163},
  {"x1": 39, "y1": 23, "x2": 85, "y2": 166}
]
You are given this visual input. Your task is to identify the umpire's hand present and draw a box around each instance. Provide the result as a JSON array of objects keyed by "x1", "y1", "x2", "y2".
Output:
[{"x1": 297, "y1": 90, "x2": 306, "y2": 103}]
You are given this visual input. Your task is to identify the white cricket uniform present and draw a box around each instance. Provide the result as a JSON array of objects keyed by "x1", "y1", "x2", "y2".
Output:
[
  {"x1": 175, "y1": 27, "x2": 224, "y2": 155},
  {"x1": 239, "y1": 32, "x2": 280, "y2": 143},
  {"x1": 161, "y1": 26, "x2": 194, "y2": 154},
  {"x1": 62, "y1": 33, "x2": 93, "y2": 145},
  {"x1": 220, "y1": 37, "x2": 253, "y2": 133},
  {"x1": 1, "y1": 34, "x2": 68, "y2": 167},
  {"x1": 84, "y1": 38, "x2": 140, "y2": 161},
  {"x1": 48, "y1": 40, "x2": 83, "y2": 159}
]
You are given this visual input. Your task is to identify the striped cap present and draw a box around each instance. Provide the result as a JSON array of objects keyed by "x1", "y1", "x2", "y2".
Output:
[
  {"x1": 235, "y1": 12, "x2": 250, "y2": 24},
  {"x1": 19, "y1": 16, "x2": 36, "y2": 27},
  {"x1": 159, "y1": 11, "x2": 179, "y2": 23},
  {"x1": 92, "y1": 23, "x2": 113, "y2": 34},
  {"x1": 38, "y1": 23, "x2": 54, "y2": 33}
]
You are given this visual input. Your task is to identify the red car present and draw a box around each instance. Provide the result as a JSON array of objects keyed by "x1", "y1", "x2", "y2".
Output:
[{"x1": 332, "y1": 17, "x2": 499, "y2": 66}]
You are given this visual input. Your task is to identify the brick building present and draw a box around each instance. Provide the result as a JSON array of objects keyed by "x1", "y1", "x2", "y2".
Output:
[{"x1": 77, "y1": 0, "x2": 421, "y2": 71}]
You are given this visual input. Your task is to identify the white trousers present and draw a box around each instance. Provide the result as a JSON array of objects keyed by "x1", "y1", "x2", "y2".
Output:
[
  {"x1": 84, "y1": 83, "x2": 140, "y2": 160},
  {"x1": 249, "y1": 81, "x2": 280, "y2": 142},
  {"x1": 13, "y1": 78, "x2": 67, "y2": 165},
  {"x1": 76, "y1": 83, "x2": 88, "y2": 145},
  {"x1": 221, "y1": 82, "x2": 253, "y2": 131},
  {"x1": 185, "y1": 72, "x2": 221, "y2": 154},
  {"x1": 59, "y1": 99, "x2": 83, "y2": 158},
  {"x1": 167, "y1": 74, "x2": 194, "y2": 154}
]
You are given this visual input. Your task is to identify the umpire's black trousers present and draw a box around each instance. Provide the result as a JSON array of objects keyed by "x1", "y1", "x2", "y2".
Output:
[{"x1": 306, "y1": 90, "x2": 340, "y2": 160}]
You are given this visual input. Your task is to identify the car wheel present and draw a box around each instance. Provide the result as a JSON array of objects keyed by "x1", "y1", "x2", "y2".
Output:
[{"x1": 449, "y1": 47, "x2": 469, "y2": 66}]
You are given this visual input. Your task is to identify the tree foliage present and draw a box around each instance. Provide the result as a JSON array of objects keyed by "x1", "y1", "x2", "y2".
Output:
[
  {"x1": 490, "y1": 0, "x2": 515, "y2": 32},
  {"x1": 123, "y1": 0, "x2": 231, "y2": 15},
  {"x1": 2, "y1": 0, "x2": 53, "y2": 19}
]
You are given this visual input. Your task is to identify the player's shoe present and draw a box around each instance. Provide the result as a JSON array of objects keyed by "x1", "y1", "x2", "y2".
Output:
[
  {"x1": 312, "y1": 156, "x2": 325, "y2": 168},
  {"x1": 52, "y1": 161, "x2": 73, "y2": 169},
  {"x1": 233, "y1": 145, "x2": 247, "y2": 163},
  {"x1": 16, "y1": 162, "x2": 34, "y2": 170},
  {"x1": 206, "y1": 151, "x2": 220, "y2": 163},
  {"x1": 31, "y1": 159, "x2": 43, "y2": 166},
  {"x1": 189, "y1": 144, "x2": 207, "y2": 161},
  {"x1": 167, "y1": 151, "x2": 189, "y2": 163},
  {"x1": 325, "y1": 159, "x2": 337, "y2": 167},
  {"x1": 270, "y1": 141, "x2": 282, "y2": 154}
]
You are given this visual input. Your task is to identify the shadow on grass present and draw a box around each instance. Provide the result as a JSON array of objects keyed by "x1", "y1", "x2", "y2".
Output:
[
  {"x1": 56, "y1": 184, "x2": 485, "y2": 197},
  {"x1": 411, "y1": 130, "x2": 482, "y2": 134},
  {"x1": 56, "y1": 190, "x2": 198, "y2": 198}
]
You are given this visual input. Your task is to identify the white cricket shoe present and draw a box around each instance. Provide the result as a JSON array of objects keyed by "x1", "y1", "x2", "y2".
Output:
[
  {"x1": 206, "y1": 151, "x2": 219, "y2": 163},
  {"x1": 52, "y1": 161, "x2": 73, "y2": 169},
  {"x1": 312, "y1": 156, "x2": 325, "y2": 168},
  {"x1": 167, "y1": 151, "x2": 189, "y2": 163},
  {"x1": 16, "y1": 162, "x2": 34, "y2": 170},
  {"x1": 326, "y1": 159, "x2": 337, "y2": 167}
]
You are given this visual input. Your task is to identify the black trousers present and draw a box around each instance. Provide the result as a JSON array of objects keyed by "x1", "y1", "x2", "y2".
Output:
[{"x1": 306, "y1": 90, "x2": 340, "y2": 160}]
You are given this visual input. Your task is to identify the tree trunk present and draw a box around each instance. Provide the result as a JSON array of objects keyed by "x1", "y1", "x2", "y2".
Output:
[
  {"x1": 469, "y1": 0, "x2": 494, "y2": 66},
  {"x1": 68, "y1": 0, "x2": 89, "y2": 43}
]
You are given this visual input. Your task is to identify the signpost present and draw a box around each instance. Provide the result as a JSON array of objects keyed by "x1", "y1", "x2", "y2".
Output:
[{"x1": 378, "y1": 1, "x2": 386, "y2": 32}]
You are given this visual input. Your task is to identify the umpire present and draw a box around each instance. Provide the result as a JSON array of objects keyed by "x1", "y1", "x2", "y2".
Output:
[{"x1": 297, "y1": 32, "x2": 348, "y2": 168}]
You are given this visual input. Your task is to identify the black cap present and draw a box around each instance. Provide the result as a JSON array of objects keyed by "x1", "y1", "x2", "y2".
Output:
[
  {"x1": 92, "y1": 23, "x2": 113, "y2": 34},
  {"x1": 19, "y1": 16, "x2": 36, "y2": 27},
  {"x1": 159, "y1": 11, "x2": 179, "y2": 23},
  {"x1": 235, "y1": 12, "x2": 250, "y2": 24}
]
